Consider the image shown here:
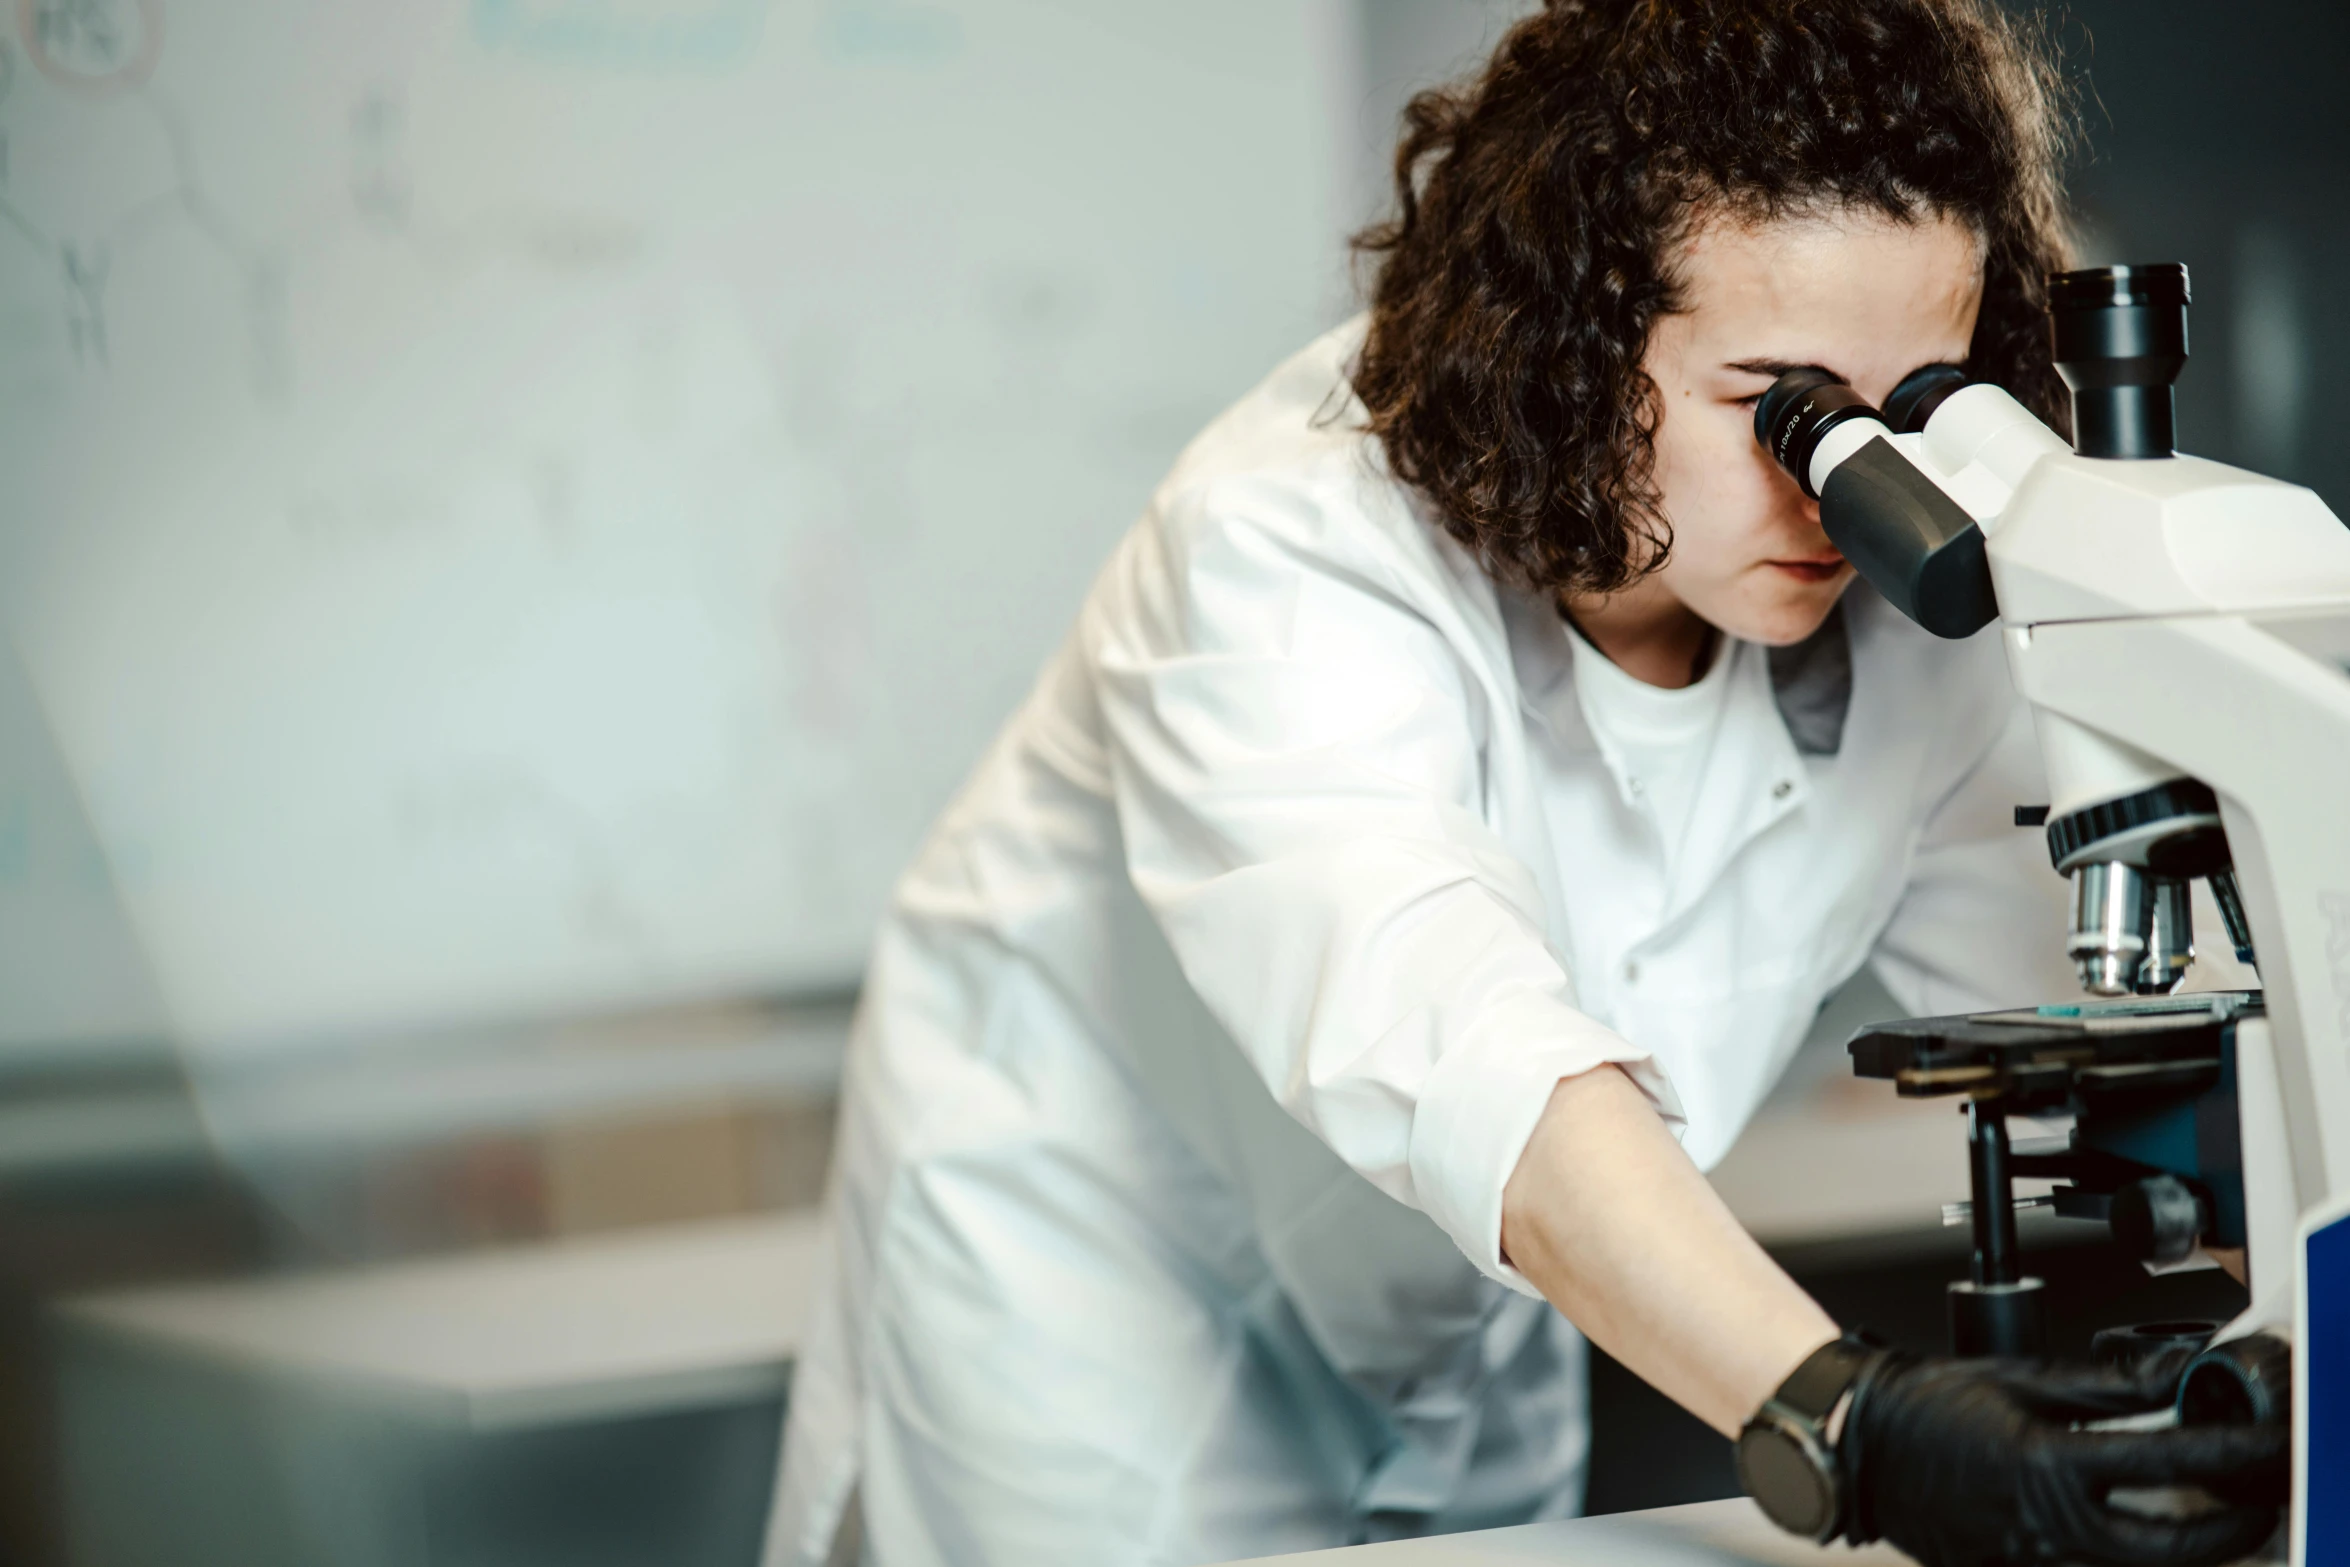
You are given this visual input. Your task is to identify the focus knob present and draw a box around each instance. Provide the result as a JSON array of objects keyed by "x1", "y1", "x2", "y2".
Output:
[{"x1": 2108, "y1": 1174, "x2": 2205, "y2": 1265}]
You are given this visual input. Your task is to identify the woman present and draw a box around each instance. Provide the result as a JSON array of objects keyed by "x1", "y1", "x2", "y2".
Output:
[{"x1": 768, "y1": 4, "x2": 2286, "y2": 1564}]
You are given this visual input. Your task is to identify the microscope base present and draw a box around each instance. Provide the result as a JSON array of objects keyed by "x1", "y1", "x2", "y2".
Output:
[{"x1": 1948, "y1": 1277, "x2": 2047, "y2": 1357}]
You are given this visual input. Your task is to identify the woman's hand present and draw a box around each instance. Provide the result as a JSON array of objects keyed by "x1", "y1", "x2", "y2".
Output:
[
  {"x1": 1842, "y1": 1351, "x2": 2288, "y2": 1567},
  {"x1": 1502, "y1": 1067, "x2": 2288, "y2": 1567}
]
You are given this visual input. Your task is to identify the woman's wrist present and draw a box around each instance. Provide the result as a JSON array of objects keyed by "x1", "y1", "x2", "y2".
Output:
[{"x1": 1502, "y1": 1065, "x2": 1841, "y2": 1436}]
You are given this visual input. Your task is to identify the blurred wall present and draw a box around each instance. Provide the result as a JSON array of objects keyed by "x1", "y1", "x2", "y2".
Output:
[
  {"x1": 1344, "y1": 1, "x2": 1534, "y2": 239},
  {"x1": 2029, "y1": 0, "x2": 2347, "y2": 510}
]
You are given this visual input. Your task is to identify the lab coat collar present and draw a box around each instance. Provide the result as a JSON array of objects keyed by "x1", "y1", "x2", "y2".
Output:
[
  {"x1": 1767, "y1": 601, "x2": 1853, "y2": 757},
  {"x1": 1500, "y1": 590, "x2": 1580, "y2": 732}
]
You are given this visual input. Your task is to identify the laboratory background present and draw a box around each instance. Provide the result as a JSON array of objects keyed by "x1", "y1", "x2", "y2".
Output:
[{"x1": 0, "y1": 1, "x2": 2342, "y2": 1563}]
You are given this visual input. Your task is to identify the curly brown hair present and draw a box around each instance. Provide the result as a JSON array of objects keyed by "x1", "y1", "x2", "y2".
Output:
[{"x1": 1350, "y1": 0, "x2": 2075, "y2": 598}]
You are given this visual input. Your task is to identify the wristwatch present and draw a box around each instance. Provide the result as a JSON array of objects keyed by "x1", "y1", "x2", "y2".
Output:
[{"x1": 1735, "y1": 1333, "x2": 1885, "y2": 1542}]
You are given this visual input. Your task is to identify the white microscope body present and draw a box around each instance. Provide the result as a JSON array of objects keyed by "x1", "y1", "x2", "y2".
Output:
[
  {"x1": 1976, "y1": 418, "x2": 2350, "y2": 1292},
  {"x1": 1780, "y1": 263, "x2": 2347, "y2": 1561}
]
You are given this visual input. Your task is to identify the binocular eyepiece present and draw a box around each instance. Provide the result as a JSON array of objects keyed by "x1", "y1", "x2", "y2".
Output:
[
  {"x1": 1754, "y1": 263, "x2": 2192, "y2": 478},
  {"x1": 1747, "y1": 263, "x2": 2193, "y2": 643},
  {"x1": 1750, "y1": 363, "x2": 1997, "y2": 639},
  {"x1": 1753, "y1": 362, "x2": 1970, "y2": 498}
]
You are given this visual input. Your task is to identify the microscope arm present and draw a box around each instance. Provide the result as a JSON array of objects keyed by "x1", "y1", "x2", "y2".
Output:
[{"x1": 2013, "y1": 610, "x2": 2350, "y2": 1240}]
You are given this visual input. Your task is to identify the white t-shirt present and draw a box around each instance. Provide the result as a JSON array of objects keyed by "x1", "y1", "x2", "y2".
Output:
[{"x1": 1565, "y1": 619, "x2": 1737, "y2": 876}]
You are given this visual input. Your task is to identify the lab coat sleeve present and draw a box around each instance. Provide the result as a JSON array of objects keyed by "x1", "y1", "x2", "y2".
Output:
[
  {"x1": 1091, "y1": 478, "x2": 1668, "y2": 1294},
  {"x1": 1871, "y1": 687, "x2": 2078, "y2": 1016}
]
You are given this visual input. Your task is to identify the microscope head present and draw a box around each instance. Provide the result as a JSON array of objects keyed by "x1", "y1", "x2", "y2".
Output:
[
  {"x1": 1996, "y1": 266, "x2": 2226, "y2": 992},
  {"x1": 1754, "y1": 264, "x2": 2270, "y2": 996},
  {"x1": 2030, "y1": 267, "x2": 2230, "y2": 991}
]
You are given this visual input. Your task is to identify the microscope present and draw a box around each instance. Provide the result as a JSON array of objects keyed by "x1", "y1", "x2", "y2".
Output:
[{"x1": 1759, "y1": 265, "x2": 2346, "y2": 1563}]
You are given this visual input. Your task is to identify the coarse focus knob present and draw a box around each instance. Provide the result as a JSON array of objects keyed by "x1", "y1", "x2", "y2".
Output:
[{"x1": 2107, "y1": 1173, "x2": 2206, "y2": 1265}]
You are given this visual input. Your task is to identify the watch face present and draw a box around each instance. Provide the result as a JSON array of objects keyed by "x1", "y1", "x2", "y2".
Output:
[{"x1": 1736, "y1": 1422, "x2": 1836, "y2": 1540}]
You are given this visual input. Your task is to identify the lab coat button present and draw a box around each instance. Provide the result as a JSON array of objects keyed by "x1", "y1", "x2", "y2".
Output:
[
  {"x1": 1622, "y1": 961, "x2": 1640, "y2": 983},
  {"x1": 1772, "y1": 779, "x2": 1794, "y2": 800}
]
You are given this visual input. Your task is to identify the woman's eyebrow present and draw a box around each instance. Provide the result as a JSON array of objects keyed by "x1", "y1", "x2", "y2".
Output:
[{"x1": 1724, "y1": 356, "x2": 1847, "y2": 384}]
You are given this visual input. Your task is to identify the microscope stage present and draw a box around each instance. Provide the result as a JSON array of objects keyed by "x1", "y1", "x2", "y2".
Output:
[{"x1": 1848, "y1": 992, "x2": 2259, "y2": 1109}]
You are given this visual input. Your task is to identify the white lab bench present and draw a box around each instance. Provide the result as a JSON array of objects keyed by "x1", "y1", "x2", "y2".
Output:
[{"x1": 1216, "y1": 1499, "x2": 1909, "y2": 1566}]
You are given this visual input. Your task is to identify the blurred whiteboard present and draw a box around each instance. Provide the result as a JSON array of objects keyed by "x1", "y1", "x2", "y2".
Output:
[{"x1": 0, "y1": 0, "x2": 1359, "y2": 1056}]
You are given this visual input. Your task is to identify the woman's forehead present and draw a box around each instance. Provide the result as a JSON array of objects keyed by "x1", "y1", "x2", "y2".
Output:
[{"x1": 1669, "y1": 208, "x2": 1985, "y2": 368}]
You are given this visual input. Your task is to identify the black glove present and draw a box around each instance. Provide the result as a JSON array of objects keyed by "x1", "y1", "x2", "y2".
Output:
[{"x1": 1841, "y1": 1349, "x2": 2289, "y2": 1567}]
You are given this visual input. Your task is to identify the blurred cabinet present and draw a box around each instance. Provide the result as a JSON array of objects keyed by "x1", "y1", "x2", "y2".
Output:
[{"x1": 50, "y1": 1213, "x2": 825, "y2": 1567}]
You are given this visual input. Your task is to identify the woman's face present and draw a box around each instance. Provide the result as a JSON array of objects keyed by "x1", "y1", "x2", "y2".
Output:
[{"x1": 1640, "y1": 208, "x2": 1985, "y2": 647}]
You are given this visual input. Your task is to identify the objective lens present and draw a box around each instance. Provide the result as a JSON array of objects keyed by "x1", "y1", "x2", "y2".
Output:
[
  {"x1": 2135, "y1": 876, "x2": 2194, "y2": 995},
  {"x1": 2068, "y1": 860, "x2": 2153, "y2": 997},
  {"x1": 2210, "y1": 868, "x2": 2257, "y2": 968},
  {"x1": 1754, "y1": 369, "x2": 1881, "y2": 498}
]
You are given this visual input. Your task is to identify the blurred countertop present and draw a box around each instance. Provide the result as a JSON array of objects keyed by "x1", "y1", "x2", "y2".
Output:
[{"x1": 54, "y1": 1209, "x2": 829, "y2": 1430}]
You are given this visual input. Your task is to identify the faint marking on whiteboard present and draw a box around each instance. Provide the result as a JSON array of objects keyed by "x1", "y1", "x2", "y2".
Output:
[
  {"x1": 287, "y1": 481, "x2": 458, "y2": 550},
  {"x1": 348, "y1": 84, "x2": 411, "y2": 233},
  {"x1": 18, "y1": 0, "x2": 161, "y2": 96},
  {"x1": 779, "y1": 526, "x2": 874, "y2": 742},
  {"x1": 531, "y1": 453, "x2": 581, "y2": 553},
  {"x1": 818, "y1": 0, "x2": 961, "y2": 62},
  {"x1": 771, "y1": 327, "x2": 920, "y2": 547},
  {"x1": 395, "y1": 766, "x2": 663, "y2": 972},
  {"x1": 345, "y1": 80, "x2": 647, "y2": 274},
  {"x1": 0, "y1": 3, "x2": 288, "y2": 396},
  {"x1": 472, "y1": 0, "x2": 769, "y2": 69}
]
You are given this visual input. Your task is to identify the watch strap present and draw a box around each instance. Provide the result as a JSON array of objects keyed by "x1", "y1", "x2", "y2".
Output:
[
  {"x1": 1769, "y1": 1333, "x2": 1882, "y2": 1424},
  {"x1": 1835, "y1": 1341, "x2": 1912, "y2": 1548}
]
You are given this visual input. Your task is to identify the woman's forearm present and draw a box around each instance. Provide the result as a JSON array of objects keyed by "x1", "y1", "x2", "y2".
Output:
[{"x1": 1500, "y1": 1064, "x2": 1838, "y2": 1437}]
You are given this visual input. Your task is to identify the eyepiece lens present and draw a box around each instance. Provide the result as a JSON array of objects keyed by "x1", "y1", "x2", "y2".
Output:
[
  {"x1": 1882, "y1": 363, "x2": 1969, "y2": 435},
  {"x1": 2049, "y1": 263, "x2": 2191, "y2": 460},
  {"x1": 2049, "y1": 263, "x2": 2191, "y2": 315},
  {"x1": 1755, "y1": 370, "x2": 1879, "y2": 499}
]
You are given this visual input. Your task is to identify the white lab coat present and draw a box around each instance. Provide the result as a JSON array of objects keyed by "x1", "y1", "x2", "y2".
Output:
[{"x1": 764, "y1": 320, "x2": 2073, "y2": 1567}]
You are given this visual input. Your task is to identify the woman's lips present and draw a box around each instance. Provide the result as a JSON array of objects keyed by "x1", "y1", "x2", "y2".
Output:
[{"x1": 1769, "y1": 555, "x2": 1848, "y2": 584}]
